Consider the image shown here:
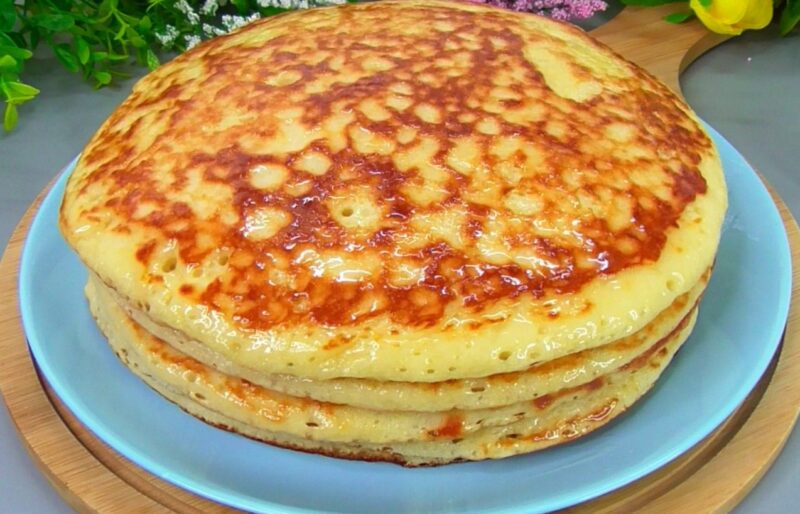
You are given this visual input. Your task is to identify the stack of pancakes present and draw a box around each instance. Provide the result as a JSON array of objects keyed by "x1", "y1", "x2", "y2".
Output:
[{"x1": 60, "y1": 0, "x2": 727, "y2": 465}]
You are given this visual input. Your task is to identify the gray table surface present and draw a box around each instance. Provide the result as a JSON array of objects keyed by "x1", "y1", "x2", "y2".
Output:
[{"x1": 1, "y1": 15, "x2": 797, "y2": 514}]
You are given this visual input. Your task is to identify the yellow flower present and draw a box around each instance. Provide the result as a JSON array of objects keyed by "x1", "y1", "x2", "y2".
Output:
[{"x1": 689, "y1": 0, "x2": 774, "y2": 35}]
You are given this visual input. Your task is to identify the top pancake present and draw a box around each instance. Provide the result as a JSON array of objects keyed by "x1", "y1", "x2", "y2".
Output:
[{"x1": 60, "y1": 0, "x2": 727, "y2": 381}]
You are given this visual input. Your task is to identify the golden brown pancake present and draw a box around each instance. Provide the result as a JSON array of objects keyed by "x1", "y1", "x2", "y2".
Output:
[
  {"x1": 94, "y1": 268, "x2": 708, "y2": 411},
  {"x1": 88, "y1": 275, "x2": 696, "y2": 463},
  {"x1": 60, "y1": 0, "x2": 726, "y2": 382},
  {"x1": 60, "y1": 0, "x2": 726, "y2": 464}
]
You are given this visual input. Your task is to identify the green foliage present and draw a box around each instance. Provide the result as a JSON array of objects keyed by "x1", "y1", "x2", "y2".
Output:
[
  {"x1": 0, "y1": 0, "x2": 34, "y2": 132},
  {"x1": 780, "y1": 0, "x2": 800, "y2": 35},
  {"x1": 0, "y1": 0, "x2": 16, "y2": 33},
  {"x1": 664, "y1": 11, "x2": 695, "y2": 23},
  {"x1": 4, "y1": 100, "x2": 16, "y2": 131}
]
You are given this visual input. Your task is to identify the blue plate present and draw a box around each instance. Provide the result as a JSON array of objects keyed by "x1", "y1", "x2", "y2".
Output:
[{"x1": 20, "y1": 125, "x2": 792, "y2": 514}]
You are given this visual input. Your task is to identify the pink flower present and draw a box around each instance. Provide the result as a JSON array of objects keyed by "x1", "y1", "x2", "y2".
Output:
[{"x1": 470, "y1": 0, "x2": 607, "y2": 20}]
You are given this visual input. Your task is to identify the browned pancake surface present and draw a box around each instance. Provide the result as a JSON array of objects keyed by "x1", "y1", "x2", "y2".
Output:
[{"x1": 64, "y1": 0, "x2": 711, "y2": 332}]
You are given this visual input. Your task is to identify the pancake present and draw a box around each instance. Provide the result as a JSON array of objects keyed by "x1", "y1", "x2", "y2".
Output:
[
  {"x1": 93, "y1": 268, "x2": 708, "y2": 411},
  {"x1": 88, "y1": 275, "x2": 696, "y2": 456},
  {"x1": 60, "y1": 0, "x2": 727, "y2": 382},
  {"x1": 197, "y1": 324, "x2": 690, "y2": 466}
]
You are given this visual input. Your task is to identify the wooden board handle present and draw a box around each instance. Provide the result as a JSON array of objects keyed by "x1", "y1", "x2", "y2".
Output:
[{"x1": 590, "y1": 5, "x2": 729, "y2": 96}]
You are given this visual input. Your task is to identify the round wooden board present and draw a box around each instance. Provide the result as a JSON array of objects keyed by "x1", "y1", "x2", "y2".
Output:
[{"x1": 1, "y1": 6, "x2": 798, "y2": 513}]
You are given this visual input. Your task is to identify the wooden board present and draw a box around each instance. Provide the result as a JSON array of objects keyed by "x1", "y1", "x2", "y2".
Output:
[
  {"x1": 591, "y1": 5, "x2": 729, "y2": 97},
  {"x1": 1, "y1": 5, "x2": 798, "y2": 513}
]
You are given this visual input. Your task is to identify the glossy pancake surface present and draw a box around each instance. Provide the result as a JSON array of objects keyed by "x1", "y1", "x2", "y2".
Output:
[{"x1": 60, "y1": 0, "x2": 727, "y2": 380}]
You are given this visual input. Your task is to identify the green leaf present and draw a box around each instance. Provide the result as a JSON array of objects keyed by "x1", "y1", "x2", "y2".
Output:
[
  {"x1": 3, "y1": 102, "x2": 17, "y2": 131},
  {"x1": 780, "y1": 0, "x2": 800, "y2": 35},
  {"x1": 76, "y1": 37, "x2": 91, "y2": 65},
  {"x1": 146, "y1": 0, "x2": 169, "y2": 12},
  {"x1": 144, "y1": 48, "x2": 159, "y2": 71},
  {"x1": 108, "y1": 69, "x2": 131, "y2": 79},
  {"x1": 0, "y1": 32, "x2": 14, "y2": 46},
  {"x1": 0, "y1": 45, "x2": 33, "y2": 61},
  {"x1": 697, "y1": 0, "x2": 712, "y2": 7},
  {"x1": 53, "y1": 45, "x2": 80, "y2": 72},
  {"x1": 97, "y1": 0, "x2": 119, "y2": 19},
  {"x1": 6, "y1": 31, "x2": 23, "y2": 48},
  {"x1": 95, "y1": 70, "x2": 112, "y2": 85},
  {"x1": 30, "y1": 13, "x2": 75, "y2": 32},
  {"x1": 0, "y1": 54, "x2": 16, "y2": 73},
  {"x1": 29, "y1": 30, "x2": 40, "y2": 50},
  {"x1": 0, "y1": 0, "x2": 16, "y2": 32},
  {"x1": 70, "y1": 26, "x2": 91, "y2": 38},
  {"x1": 5, "y1": 81, "x2": 39, "y2": 99},
  {"x1": 126, "y1": 27, "x2": 146, "y2": 48},
  {"x1": 231, "y1": 0, "x2": 250, "y2": 13},
  {"x1": 139, "y1": 15, "x2": 152, "y2": 31},
  {"x1": 107, "y1": 52, "x2": 129, "y2": 62},
  {"x1": 664, "y1": 11, "x2": 695, "y2": 23},
  {"x1": 620, "y1": 0, "x2": 685, "y2": 5}
]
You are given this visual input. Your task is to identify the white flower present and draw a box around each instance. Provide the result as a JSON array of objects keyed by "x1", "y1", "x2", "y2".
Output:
[
  {"x1": 174, "y1": 0, "x2": 350, "y2": 51},
  {"x1": 255, "y1": 0, "x2": 342, "y2": 8},
  {"x1": 185, "y1": 34, "x2": 202, "y2": 49},
  {"x1": 200, "y1": 0, "x2": 219, "y2": 16},
  {"x1": 202, "y1": 23, "x2": 227, "y2": 37},
  {"x1": 257, "y1": 0, "x2": 288, "y2": 8},
  {"x1": 220, "y1": 12, "x2": 262, "y2": 31},
  {"x1": 175, "y1": 0, "x2": 201, "y2": 25},
  {"x1": 154, "y1": 25, "x2": 180, "y2": 47}
]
